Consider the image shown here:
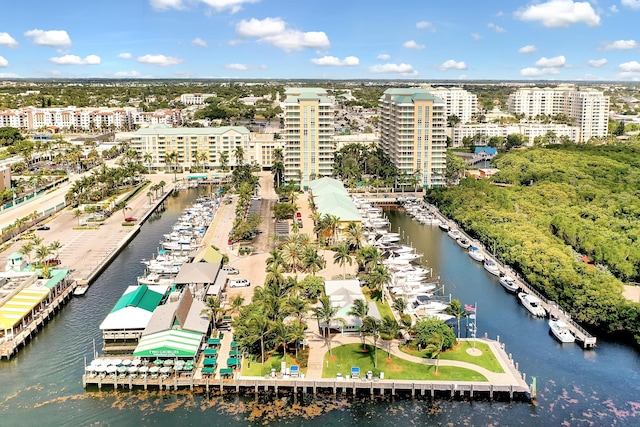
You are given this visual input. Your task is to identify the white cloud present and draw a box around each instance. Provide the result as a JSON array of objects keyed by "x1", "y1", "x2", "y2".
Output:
[
  {"x1": 618, "y1": 61, "x2": 640, "y2": 80},
  {"x1": 237, "y1": 17, "x2": 286, "y2": 38},
  {"x1": 236, "y1": 17, "x2": 329, "y2": 52},
  {"x1": 49, "y1": 54, "x2": 101, "y2": 65},
  {"x1": 137, "y1": 54, "x2": 183, "y2": 66},
  {"x1": 587, "y1": 58, "x2": 607, "y2": 67},
  {"x1": 619, "y1": 61, "x2": 640, "y2": 72},
  {"x1": 24, "y1": 29, "x2": 72, "y2": 47},
  {"x1": 610, "y1": 5, "x2": 619, "y2": 13},
  {"x1": 0, "y1": 72, "x2": 19, "y2": 78},
  {"x1": 602, "y1": 39, "x2": 639, "y2": 50},
  {"x1": 369, "y1": 63, "x2": 418, "y2": 76},
  {"x1": 311, "y1": 55, "x2": 359, "y2": 66},
  {"x1": 519, "y1": 45, "x2": 537, "y2": 54},
  {"x1": 0, "y1": 33, "x2": 18, "y2": 48},
  {"x1": 118, "y1": 52, "x2": 132, "y2": 59},
  {"x1": 192, "y1": 38, "x2": 208, "y2": 47},
  {"x1": 471, "y1": 33, "x2": 482, "y2": 40},
  {"x1": 403, "y1": 40, "x2": 425, "y2": 50},
  {"x1": 622, "y1": 0, "x2": 640, "y2": 9},
  {"x1": 520, "y1": 67, "x2": 561, "y2": 76},
  {"x1": 150, "y1": 0, "x2": 257, "y2": 13},
  {"x1": 515, "y1": 0, "x2": 600, "y2": 28},
  {"x1": 0, "y1": 56, "x2": 8, "y2": 67},
  {"x1": 439, "y1": 59, "x2": 467, "y2": 71},
  {"x1": 114, "y1": 71, "x2": 142, "y2": 78},
  {"x1": 487, "y1": 22, "x2": 506, "y2": 32},
  {"x1": 225, "y1": 63, "x2": 249, "y2": 70},
  {"x1": 416, "y1": 21, "x2": 434, "y2": 31},
  {"x1": 377, "y1": 54, "x2": 390, "y2": 60},
  {"x1": 535, "y1": 55, "x2": 566, "y2": 67}
]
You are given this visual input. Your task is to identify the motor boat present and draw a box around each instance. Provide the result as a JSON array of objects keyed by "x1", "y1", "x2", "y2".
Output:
[
  {"x1": 548, "y1": 319, "x2": 576, "y2": 343},
  {"x1": 438, "y1": 222, "x2": 450, "y2": 232},
  {"x1": 468, "y1": 246, "x2": 485, "y2": 262},
  {"x1": 483, "y1": 259, "x2": 501, "y2": 277},
  {"x1": 407, "y1": 294, "x2": 449, "y2": 313},
  {"x1": 499, "y1": 275, "x2": 519, "y2": 293},
  {"x1": 447, "y1": 229, "x2": 461, "y2": 239},
  {"x1": 456, "y1": 237, "x2": 471, "y2": 249},
  {"x1": 518, "y1": 292, "x2": 547, "y2": 317}
]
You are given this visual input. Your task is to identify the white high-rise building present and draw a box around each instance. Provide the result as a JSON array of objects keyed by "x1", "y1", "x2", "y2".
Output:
[
  {"x1": 378, "y1": 88, "x2": 447, "y2": 188},
  {"x1": 507, "y1": 85, "x2": 610, "y2": 141},
  {"x1": 282, "y1": 88, "x2": 335, "y2": 189},
  {"x1": 423, "y1": 86, "x2": 478, "y2": 123}
]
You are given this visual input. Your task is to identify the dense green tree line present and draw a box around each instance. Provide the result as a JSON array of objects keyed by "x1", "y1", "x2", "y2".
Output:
[{"x1": 426, "y1": 144, "x2": 640, "y2": 344}]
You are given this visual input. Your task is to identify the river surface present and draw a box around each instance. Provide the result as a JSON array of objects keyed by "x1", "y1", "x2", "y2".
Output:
[{"x1": 1, "y1": 193, "x2": 639, "y2": 426}]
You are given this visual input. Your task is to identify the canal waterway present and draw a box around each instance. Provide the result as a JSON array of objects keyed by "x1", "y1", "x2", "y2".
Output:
[{"x1": 1, "y1": 193, "x2": 639, "y2": 426}]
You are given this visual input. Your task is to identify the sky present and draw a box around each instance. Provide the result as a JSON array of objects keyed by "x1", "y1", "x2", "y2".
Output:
[{"x1": 1, "y1": 0, "x2": 640, "y2": 81}]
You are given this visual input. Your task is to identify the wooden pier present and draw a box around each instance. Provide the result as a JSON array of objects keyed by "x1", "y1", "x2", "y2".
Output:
[
  {"x1": 83, "y1": 374, "x2": 531, "y2": 402},
  {"x1": 0, "y1": 280, "x2": 77, "y2": 359},
  {"x1": 431, "y1": 208, "x2": 597, "y2": 349}
]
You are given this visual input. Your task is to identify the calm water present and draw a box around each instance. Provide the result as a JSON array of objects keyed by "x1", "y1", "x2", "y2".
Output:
[{"x1": 1, "y1": 196, "x2": 639, "y2": 426}]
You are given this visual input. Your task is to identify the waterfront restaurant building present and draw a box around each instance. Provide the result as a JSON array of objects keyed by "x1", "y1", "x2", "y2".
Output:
[
  {"x1": 282, "y1": 88, "x2": 335, "y2": 189},
  {"x1": 378, "y1": 88, "x2": 447, "y2": 188}
]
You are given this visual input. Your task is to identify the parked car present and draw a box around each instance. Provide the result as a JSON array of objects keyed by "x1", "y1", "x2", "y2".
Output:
[
  {"x1": 44, "y1": 258, "x2": 60, "y2": 266},
  {"x1": 37, "y1": 225, "x2": 51, "y2": 231},
  {"x1": 229, "y1": 278, "x2": 250, "y2": 288},
  {"x1": 19, "y1": 233, "x2": 36, "y2": 240},
  {"x1": 222, "y1": 265, "x2": 239, "y2": 275}
]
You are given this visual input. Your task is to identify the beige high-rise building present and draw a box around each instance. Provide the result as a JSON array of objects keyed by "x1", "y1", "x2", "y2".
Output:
[
  {"x1": 282, "y1": 88, "x2": 335, "y2": 189},
  {"x1": 379, "y1": 88, "x2": 447, "y2": 188},
  {"x1": 423, "y1": 86, "x2": 478, "y2": 124},
  {"x1": 507, "y1": 85, "x2": 610, "y2": 141}
]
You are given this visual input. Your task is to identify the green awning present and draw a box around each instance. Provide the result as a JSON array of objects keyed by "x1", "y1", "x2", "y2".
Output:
[
  {"x1": 201, "y1": 367, "x2": 215, "y2": 374},
  {"x1": 133, "y1": 329, "x2": 203, "y2": 358},
  {"x1": 204, "y1": 348, "x2": 217, "y2": 356},
  {"x1": 207, "y1": 338, "x2": 221, "y2": 345},
  {"x1": 188, "y1": 174, "x2": 208, "y2": 180},
  {"x1": 203, "y1": 358, "x2": 217, "y2": 366},
  {"x1": 111, "y1": 285, "x2": 164, "y2": 313},
  {"x1": 227, "y1": 357, "x2": 240, "y2": 366}
]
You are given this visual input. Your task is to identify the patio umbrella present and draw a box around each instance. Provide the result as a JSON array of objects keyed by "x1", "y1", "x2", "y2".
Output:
[
  {"x1": 149, "y1": 366, "x2": 160, "y2": 374},
  {"x1": 163, "y1": 359, "x2": 174, "y2": 367},
  {"x1": 95, "y1": 366, "x2": 107, "y2": 373},
  {"x1": 117, "y1": 366, "x2": 128, "y2": 374},
  {"x1": 131, "y1": 359, "x2": 142, "y2": 366},
  {"x1": 153, "y1": 359, "x2": 164, "y2": 366},
  {"x1": 160, "y1": 366, "x2": 172, "y2": 374},
  {"x1": 106, "y1": 365, "x2": 118, "y2": 374},
  {"x1": 85, "y1": 365, "x2": 96, "y2": 372},
  {"x1": 121, "y1": 359, "x2": 132, "y2": 366},
  {"x1": 128, "y1": 366, "x2": 139, "y2": 374},
  {"x1": 138, "y1": 366, "x2": 149, "y2": 373},
  {"x1": 100, "y1": 359, "x2": 113, "y2": 367},
  {"x1": 89, "y1": 359, "x2": 102, "y2": 367},
  {"x1": 111, "y1": 358, "x2": 123, "y2": 366}
]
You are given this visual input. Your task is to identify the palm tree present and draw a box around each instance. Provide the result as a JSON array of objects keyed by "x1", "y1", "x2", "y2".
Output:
[
  {"x1": 35, "y1": 245, "x2": 52, "y2": 266},
  {"x1": 49, "y1": 240, "x2": 62, "y2": 261},
  {"x1": 283, "y1": 296, "x2": 310, "y2": 323},
  {"x1": 313, "y1": 295, "x2": 341, "y2": 357},
  {"x1": 344, "y1": 222, "x2": 364, "y2": 251},
  {"x1": 380, "y1": 316, "x2": 401, "y2": 359},
  {"x1": 425, "y1": 332, "x2": 446, "y2": 375},
  {"x1": 362, "y1": 316, "x2": 381, "y2": 368},
  {"x1": 229, "y1": 295, "x2": 245, "y2": 317},
  {"x1": 348, "y1": 298, "x2": 369, "y2": 350},
  {"x1": 234, "y1": 146, "x2": 245, "y2": 166},
  {"x1": 333, "y1": 241, "x2": 353, "y2": 279},
  {"x1": 392, "y1": 298, "x2": 407, "y2": 315},
  {"x1": 218, "y1": 151, "x2": 229, "y2": 172},
  {"x1": 143, "y1": 152, "x2": 153, "y2": 170},
  {"x1": 289, "y1": 319, "x2": 307, "y2": 359},
  {"x1": 445, "y1": 299, "x2": 467, "y2": 339},
  {"x1": 201, "y1": 296, "x2": 224, "y2": 332},
  {"x1": 248, "y1": 313, "x2": 271, "y2": 365},
  {"x1": 19, "y1": 242, "x2": 34, "y2": 264},
  {"x1": 165, "y1": 150, "x2": 179, "y2": 181},
  {"x1": 302, "y1": 247, "x2": 325, "y2": 276},
  {"x1": 281, "y1": 240, "x2": 303, "y2": 272},
  {"x1": 272, "y1": 321, "x2": 291, "y2": 358},
  {"x1": 368, "y1": 264, "x2": 391, "y2": 303},
  {"x1": 73, "y1": 209, "x2": 83, "y2": 227}
]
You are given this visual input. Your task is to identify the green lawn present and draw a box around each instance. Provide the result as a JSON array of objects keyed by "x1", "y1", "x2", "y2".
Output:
[
  {"x1": 400, "y1": 340, "x2": 504, "y2": 373},
  {"x1": 323, "y1": 344, "x2": 488, "y2": 382},
  {"x1": 242, "y1": 352, "x2": 307, "y2": 377}
]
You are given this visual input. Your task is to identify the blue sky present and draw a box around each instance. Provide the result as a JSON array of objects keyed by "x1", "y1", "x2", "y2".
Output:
[{"x1": 1, "y1": 0, "x2": 640, "y2": 81}]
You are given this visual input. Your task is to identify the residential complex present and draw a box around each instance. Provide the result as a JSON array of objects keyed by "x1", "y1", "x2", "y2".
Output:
[
  {"x1": 507, "y1": 85, "x2": 610, "y2": 141},
  {"x1": 378, "y1": 88, "x2": 447, "y2": 188},
  {"x1": 179, "y1": 93, "x2": 216, "y2": 105},
  {"x1": 422, "y1": 86, "x2": 478, "y2": 124},
  {"x1": 451, "y1": 123, "x2": 580, "y2": 147},
  {"x1": 0, "y1": 107, "x2": 182, "y2": 132},
  {"x1": 281, "y1": 88, "x2": 335, "y2": 189},
  {"x1": 131, "y1": 125, "x2": 251, "y2": 172}
]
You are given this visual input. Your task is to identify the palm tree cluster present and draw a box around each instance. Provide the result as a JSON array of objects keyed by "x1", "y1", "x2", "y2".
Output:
[
  {"x1": 65, "y1": 159, "x2": 147, "y2": 207},
  {"x1": 19, "y1": 237, "x2": 62, "y2": 268},
  {"x1": 231, "y1": 253, "x2": 315, "y2": 365},
  {"x1": 275, "y1": 234, "x2": 326, "y2": 274},
  {"x1": 332, "y1": 143, "x2": 399, "y2": 189}
]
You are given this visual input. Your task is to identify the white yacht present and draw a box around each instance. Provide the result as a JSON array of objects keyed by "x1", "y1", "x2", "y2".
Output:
[
  {"x1": 456, "y1": 237, "x2": 471, "y2": 249},
  {"x1": 447, "y1": 229, "x2": 461, "y2": 239},
  {"x1": 518, "y1": 292, "x2": 547, "y2": 317},
  {"x1": 548, "y1": 319, "x2": 576, "y2": 343},
  {"x1": 468, "y1": 246, "x2": 485, "y2": 262},
  {"x1": 483, "y1": 259, "x2": 501, "y2": 277},
  {"x1": 499, "y1": 275, "x2": 519, "y2": 293}
]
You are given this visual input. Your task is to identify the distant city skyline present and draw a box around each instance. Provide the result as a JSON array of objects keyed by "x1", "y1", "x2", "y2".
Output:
[{"x1": 1, "y1": 1, "x2": 640, "y2": 81}]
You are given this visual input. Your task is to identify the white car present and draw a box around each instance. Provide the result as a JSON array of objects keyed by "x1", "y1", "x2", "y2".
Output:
[
  {"x1": 229, "y1": 278, "x2": 250, "y2": 288},
  {"x1": 222, "y1": 265, "x2": 239, "y2": 275},
  {"x1": 251, "y1": 195, "x2": 262, "y2": 200}
]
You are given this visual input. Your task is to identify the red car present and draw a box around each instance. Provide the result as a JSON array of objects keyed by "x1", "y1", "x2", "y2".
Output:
[{"x1": 125, "y1": 217, "x2": 137, "y2": 222}]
